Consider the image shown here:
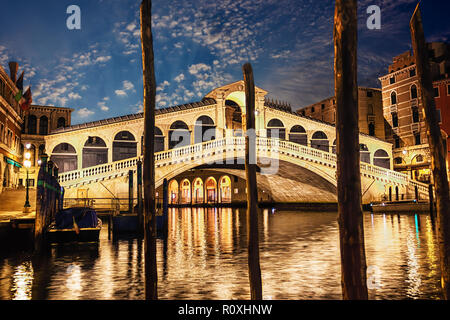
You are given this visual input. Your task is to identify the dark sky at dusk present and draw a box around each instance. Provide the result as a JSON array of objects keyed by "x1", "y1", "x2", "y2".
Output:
[{"x1": 1, "y1": 0, "x2": 449, "y2": 124}]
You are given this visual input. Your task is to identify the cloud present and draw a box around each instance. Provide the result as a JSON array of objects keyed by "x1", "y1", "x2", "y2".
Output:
[
  {"x1": 122, "y1": 80, "x2": 135, "y2": 91},
  {"x1": 174, "y1": 73, "x2": 185, "y2": 82},
  {"x1": 115, "y1": 80, "x2": 136, "y2": 97},
  {"x1": 68, "y1": 92, "x2": 82, "y2": 100},
  {"x1": 189, "y1": 63, "x2": 211, "y2": 75},
  {"x1": 157, "y1": 80, "x2": 170, "y2": 91},
  {"x1": 77, "y1": 108, "x2": 95, "y2": 118},
  {"x1": 98, "y1": 97, "x2": 110, "y2": 111},
  {"x1": 115, "y1": 89, "x2": 127, "y2": 97}
]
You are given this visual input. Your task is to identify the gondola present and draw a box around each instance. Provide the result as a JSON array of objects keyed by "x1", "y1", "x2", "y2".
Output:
[{"x1": 46, "y1": 207, "x2": 102, "y2": 243}]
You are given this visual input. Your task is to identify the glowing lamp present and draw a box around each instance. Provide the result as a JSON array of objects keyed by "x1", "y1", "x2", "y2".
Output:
[{"x1": 24, "y1": 160, "x2": 31, "y2": 168}]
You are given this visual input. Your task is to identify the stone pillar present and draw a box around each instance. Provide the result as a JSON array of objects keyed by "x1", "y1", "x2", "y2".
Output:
[
  {"x1": 215, "y1": 92, "x2": 226, "y2": 138},
  {"x1": 255, "y1": 95, "x2": 266, "y2": 137}
]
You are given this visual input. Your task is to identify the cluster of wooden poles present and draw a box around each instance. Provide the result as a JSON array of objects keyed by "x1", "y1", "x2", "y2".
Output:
[{"x1": 139, "y1": 0, "x2": 450, "y2": 300}]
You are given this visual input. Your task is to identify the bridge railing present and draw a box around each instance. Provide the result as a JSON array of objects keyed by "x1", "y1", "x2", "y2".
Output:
[{"x1": 57, "y1": 136, "x2": 428, "y2": 194}]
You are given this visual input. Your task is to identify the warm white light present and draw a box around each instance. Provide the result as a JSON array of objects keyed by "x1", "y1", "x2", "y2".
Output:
[
  {"x1": 25, "y1": 152, "x2": 31, "y2": 160},
  {"x1": 25, "y1": 143, "x2": 31, "y2": 149},
  {"x1": 24, "y1": 160, "x2": 31, "y2": 168},
  {"x1": 37, "y1": 160, "x2": 42, "y2": 166},
  {"x1": 402, "y1": 150, "x2": 407, "y2": 155}
]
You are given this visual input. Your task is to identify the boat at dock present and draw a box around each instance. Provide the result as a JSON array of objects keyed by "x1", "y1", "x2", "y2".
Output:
[
  {"x1": 46, "y1": 207, "x2": 102, "y2": 243},
  {"x1": 369, "y1": 200, "x2": 429, "y2": 213}
]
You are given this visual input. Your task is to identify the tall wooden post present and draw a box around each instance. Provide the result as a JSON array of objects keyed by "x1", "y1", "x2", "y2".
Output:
[
  {"x1": 128, "y1": 170, "x2": 134, "y2": 213},
  {"x1": 137, "y1": 160, "x2": 143, "y2": 233},
  {"x1": 162, "y1": 178, "x2": 169, "y2": 235},
  {"x1": 140, "y1": 0, "x2": 158, "y2": 300},
  {"x1": 243, "y1": 63, "x2": 263, "y2": 300},
  {"x1": 410, "y1": 4, "x2": 450, "y2": 299},
  {"x1": 334, "y1": 0, "x2": 368, "y2": 300},
  {"x1": 34, "y1": 154, "x2": 48, "y2": 253}
]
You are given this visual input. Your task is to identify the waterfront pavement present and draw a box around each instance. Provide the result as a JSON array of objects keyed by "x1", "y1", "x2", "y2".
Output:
[{"x1": 0, "y1": 188, "x2": 36, "y2": 224}]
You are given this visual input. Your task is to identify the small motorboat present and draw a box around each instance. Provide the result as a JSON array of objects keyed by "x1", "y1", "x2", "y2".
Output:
[{"x1": 47, "y1": 207, "x2": 102, "y2": 243}]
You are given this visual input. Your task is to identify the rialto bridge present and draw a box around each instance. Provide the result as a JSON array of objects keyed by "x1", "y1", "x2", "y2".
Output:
[{"x1": 44, "y1": 81, "x2": 429, "y2": 204}]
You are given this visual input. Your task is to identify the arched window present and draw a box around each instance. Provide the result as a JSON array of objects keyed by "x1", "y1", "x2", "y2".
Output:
[
  {"x1": 28, "y1": 115, "x2": 37, "y2": 134},
  {"x1": 267, "y1": 118, "x2": 286, "y2": 140},
  {"x1": 373, "y1": 149, "x2": 390, "y2": 169},
  {"x1": 39, "y1": 116, "x2": 48, "y2": 135},
  {"x1": 219, "y1": 176, "x2": 232, "y2": 203},
  {"x1": 83, "y1": 137, "x2": 108, "y2": 168},
  {"x1": 332, "y1": 139, "x2": 337, "y2": 154},
  {"x1": 394, "y1": 157, "x2": 404, "y2": 165},
  {"x1": 180, "y1": 179, "x2": 191, "y2": 204},
  {"x1": 51, "y1": 143, "x2": 77, "y2": 173},
  {"x1": 113, "y1": 131, "x2": 137, "y2": 162},
  {"x1": 391, "y1": 92, "x2": 397, "y2": 105},
  {"x1": 411, "y1": 85, "x2": 418, "y2": 99},
  {"x1": 195, "y1": 116, "x2": 215, "y2": 144},
  {"x1": 57, "y1": 117, "x2": 66, "y2": 128},
  {"x1": 311, "y1": 131, "x2": 329, "y2": 152},
  {"x1": 368, "y1": 122, "x2": 375, "y2": 136},
  {"x1": 205, "y1": 177, "x2": 217, "y2": 203},
  {"x1": 289, "y1": 125, "x2": 307, "y2": 146},
  {"x1": 392, "y1": 112, "x2": 399, "y2": 127},
  {"x1": 360, "y1": 144, "x2": 370, "y2": 164},
  {"x1": 169, "y1": 121, "x2": 190, "y2": 149}
]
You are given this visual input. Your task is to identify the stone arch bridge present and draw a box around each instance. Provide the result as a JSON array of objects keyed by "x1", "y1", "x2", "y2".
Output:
[{"x1": 45, "y1": 81, "x2": 429, "y2": 204}]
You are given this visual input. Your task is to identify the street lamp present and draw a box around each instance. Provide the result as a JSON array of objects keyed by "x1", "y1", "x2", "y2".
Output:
[{"x1": 23, "y1": 151, "x2": 32, "y2": 213}]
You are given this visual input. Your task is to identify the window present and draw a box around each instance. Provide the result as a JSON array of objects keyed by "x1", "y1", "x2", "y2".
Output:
[
  {"x1": 367, "y1": 91, "x2": 373, "y2": 98},
  {"x1": 391, "y1": 92, "x2": 397, "y2": 105},
  {"x1": 434, "y1": 87, "x2": 439, "y2": 98},
  {"x1": 394, "y1": 135, "x2": 400, "y2": 148},
  {"x1": 412, "y1": 107, "x2": 420, "y2": 123},
  {"x1": 437, "y1": 109, "x2": 442, "y2": 123},
  {"x1": 447, "y1": 84, "x2": 450, "y2": 96},
  {"x1": 411, "y1": 85, "x2": 418, "y2": 99},
  {"x1": 409, "y1": 68, "x2": 416, "y2": 77},
  {"x1": 390, "y1": 77, "x2": 395, "y2": 84},
  {"x1": 392, "y1": 112, "x2": 398, "y2": 128},
  {"x1": 311, "y1": 107, "x2": 315, "y2": 113},
  {"x1": 415, "y1": 133, "x2": 421, "y2": 145},
  {"x1": 321, "y1": 104, "x2": 325, "y2": 110},
  {"x1": 368, "y1": 122, "x2": 375, "y2": 136}
]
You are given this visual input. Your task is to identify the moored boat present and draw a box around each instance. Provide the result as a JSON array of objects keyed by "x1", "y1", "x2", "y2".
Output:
[
  {"x1": 46, "y1": 207, "x2": 102, "y2": 243},
  {"x1": 370, "y1": 200, "x2": 429, "y2": 213}
]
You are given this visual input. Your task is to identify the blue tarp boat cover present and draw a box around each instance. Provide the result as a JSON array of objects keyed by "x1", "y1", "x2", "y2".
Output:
[{"x1": 55, "y1": 207, "x2": 99, "y2": 229}]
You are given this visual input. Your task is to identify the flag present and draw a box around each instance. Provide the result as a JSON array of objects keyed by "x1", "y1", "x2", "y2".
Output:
[
  {"x1": 14, "y1": 71, "x2": 24, "y2": 102},
  {"x1": 20, "y1": 87, "x2": 32, "y2": 111}
]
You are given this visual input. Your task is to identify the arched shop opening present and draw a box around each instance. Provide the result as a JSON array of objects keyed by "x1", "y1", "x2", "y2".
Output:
[
  {"x1": 193, "y1": 178, "x2": 204, "y2": 204},
  {"x1": 113, "y1": 131, "x2": 137, "y2": 162},
  {"x1": 219, "y1": 175, "x2": 232, "y2": 203},
  {"x1": 205, "y1": 177, "x2": 217, "y2": 203},
  {"x1": 180, "y1": 179, "x2": 191, "y2": 204},
  {"x1": 168, "y1": 180, "x2": 179, "y2": 204}
]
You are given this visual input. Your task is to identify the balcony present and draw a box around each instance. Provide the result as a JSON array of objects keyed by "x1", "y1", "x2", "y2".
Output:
[
  {"x1": 390, "y1": 104, "x2": 398, "y2": 113},
  {"x1": 411, "y1": 123, "x2": 420, "y2": 133},
  {"x1": 411, "y1": 98, "x2": 418, "y2": 107}
]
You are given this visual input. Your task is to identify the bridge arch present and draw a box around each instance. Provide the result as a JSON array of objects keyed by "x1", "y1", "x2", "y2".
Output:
[
  {"x1": 205, "y1": 176, "x2": 218, "y2": 203},
  {"x1": 360, "y1": 143, "x2": 370, "y2": 164},
  {"x1": 113, "y1": 131, "x2": 137, "y2": 162},
  {"x1": 168, "y1": 179, "x2": 179, "y2": 204},
  {"x1": 51, "y1": 143, "x2": 78, "y2": 173},
  {"x1": 83, "y1": 136, "x2": 108, "y2": 169},
  {"x1": 169, "y1": 120, "x2": 191, "y2": 149},
  {"x1": 193, "y1": 177, "x2": 204, "y2": 203},
  {"x1": 219, "y1": 175, "x2": 232, "y2": 203},
  {"x1": 195, "y1": 115, "x2": 216, "y2": 144},
  {"x1": 311, "y1": 131, "x2": 329, "y2": 152},
  {"x1": 267, "y1": 118, "x2": 286, "y2": 140},
  {"x1": 289, "y1": 125, "x2": 307, "y2": 146},
  {"x1": 180, "y1": 178, "x2": 191, "y2": 204},
  {"x1": 373, "y1": 149, "x2": 390, "y2": 169}
]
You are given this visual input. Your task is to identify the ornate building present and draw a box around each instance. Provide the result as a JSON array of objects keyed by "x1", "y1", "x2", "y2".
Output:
[
  {"x1": 19, "y1": 105, "x2": 73, "y2": 188},
  {"x1": 0, "y1": 63, "x2": 24, "y2": 194},
  {"x1": 379, "y1": 42, "x2": 450, "y2": 183},
  {"x1": 297, "y1": 87, "x2": 385, "y2": 140}
]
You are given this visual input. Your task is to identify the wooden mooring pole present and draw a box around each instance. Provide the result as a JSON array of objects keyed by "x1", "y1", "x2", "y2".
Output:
[
  {"x1": 140, "y1": 0, "x2": 158, "y2": 300},
  {"x1": 410, "y1": 4, "x2": 450, "y2": 299},
  {"x1": 137, "y1": 160, "x2": 143, "y2": 234},
  {"x1": 243, "y1": 62, "x2": 263, "y2": 300},
  {"x1": 34, "y1": 154, "x2": 48, "y2": 254},
  {"x1": 334, "y1": 0, "x2": 368, "y2": 299}
]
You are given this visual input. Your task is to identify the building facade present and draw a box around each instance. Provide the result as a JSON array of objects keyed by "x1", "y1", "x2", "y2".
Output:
[
  {"x1": 0, "y1": 64, "x2": 24, "y2": 194},
  {"x1": 19, "y1": 105, "x2": 73, "y2": 188},
  {"x1": 379, "y1": 42, "x2": 450, "y2": 183},
  {"x1": 297, "y1": 87, "x2": 385, "y2": 140}
]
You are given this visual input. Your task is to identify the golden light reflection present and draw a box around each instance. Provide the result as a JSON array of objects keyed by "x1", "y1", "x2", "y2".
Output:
[{"x1": 11, "y1": 261, "x2": 33, "y2": 300}]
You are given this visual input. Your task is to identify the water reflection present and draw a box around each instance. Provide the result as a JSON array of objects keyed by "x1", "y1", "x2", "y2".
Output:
[{"x1": 0, "y1": 209, "x2": 442, "y2": 300}]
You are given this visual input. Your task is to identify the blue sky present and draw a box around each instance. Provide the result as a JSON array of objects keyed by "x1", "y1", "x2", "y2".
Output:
[{"x1": 1, "y1": 0, "x2": 449, "y2": 125}]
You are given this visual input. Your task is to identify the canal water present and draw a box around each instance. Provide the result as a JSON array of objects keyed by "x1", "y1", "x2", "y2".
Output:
[{"x1": 0, "y1": 209, "x2": 442, "y2": 300}]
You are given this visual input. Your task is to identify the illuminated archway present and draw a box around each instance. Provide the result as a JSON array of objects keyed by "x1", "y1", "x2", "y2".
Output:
[
  {"x1": 219, "y1": 175, "x2": 232, "y2": 203},
  {"x1": 180, "y1": 179, "x2": 191, "y2": 204},
  {"x1": 168, "y1": 180, "x2": 179, "y2": 204},
  {"x1": 205, "y1": 177, "x2": 217, "y2": 203},
  {"x1": 193, "y1": 178, "x2": 204, "y2": 204}
]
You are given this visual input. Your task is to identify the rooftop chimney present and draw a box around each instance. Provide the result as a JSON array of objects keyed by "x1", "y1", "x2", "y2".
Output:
[{"x1": 8, "y1": 61, "x2": 19, "y2": 84}]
